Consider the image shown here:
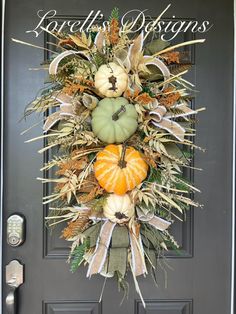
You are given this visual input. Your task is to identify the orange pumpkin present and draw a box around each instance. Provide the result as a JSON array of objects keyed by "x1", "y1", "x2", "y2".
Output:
[{"x1": 94, "y1": 144, "x2": 148, "y2": 195}]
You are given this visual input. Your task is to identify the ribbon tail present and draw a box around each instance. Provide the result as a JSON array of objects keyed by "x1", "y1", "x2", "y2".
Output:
[
  {"x1": 144, "y1": 56, "x2": 170, "y2": 89},
  {"x1": 54, "y1": 92, "x2": 74, "y2": 104},
  {"x1": 49, "y1": 50, "x2": 80, "y2": 75},
  {"x1": 43, "y1": 112, "x2": 61, "y2": 132},
  {"x1": 59, "y1": 103, "x2": 75, "y2": 117},
  {"x1": 87, "y1": 221, "x2": 116, "y2": 277},
  {"x1": 129, "y1": 230, "x2": 147, "y2": 277},
  {"x1": 53, "y1": 93, "x2": 80, "y2": 118},
  {"x1": 165, "y1": 102, "x2": 197, "y2": 119},
  {"x1": 152, "y1": 117, "x2": 185, "y2": 142},
  {"x1": 148, "y1": 216, "x2": 171, "y2": 231}
]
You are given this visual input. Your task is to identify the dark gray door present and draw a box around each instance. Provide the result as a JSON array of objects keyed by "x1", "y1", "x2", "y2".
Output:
[{"x1": 2, "y1": 0, "x2": 234, "y2": 313}]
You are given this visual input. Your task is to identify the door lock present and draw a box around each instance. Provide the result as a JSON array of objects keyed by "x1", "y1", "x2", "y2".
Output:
[
  {"x1": 7, "y1": 214, "x2": 25, "y2": 247},
  {"x1": 6, "y1": 260, "x2": 24, "y2": 314}
]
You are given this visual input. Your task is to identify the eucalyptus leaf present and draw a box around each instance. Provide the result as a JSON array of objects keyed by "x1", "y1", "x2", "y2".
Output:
[
  {"x1": 141, "y1": 224, "x2": 163, "y2": 249},
  {"x1": 144, "y1": 38, "x2": 170, "y2": 56},
  {"x1": 140, "y1": 64, "x2": 164, "y2": 81},
  {"x1": 164, "y1": 143, "x2": 188, "y2": 162}
]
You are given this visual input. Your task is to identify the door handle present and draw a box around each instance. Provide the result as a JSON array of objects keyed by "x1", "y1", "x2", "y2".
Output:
[
  {"x1": 5, "y1": 260, "x2": 24, "y2": 314},
  {"x1": 6, "y1": 289, "x2": 16, "y2": 314}
]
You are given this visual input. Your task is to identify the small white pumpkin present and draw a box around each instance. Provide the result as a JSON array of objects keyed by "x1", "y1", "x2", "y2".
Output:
[
  {"x1": 94, "y1": 62, "x2": 128, "y2": 98},
  {"x1": 103, "y1": 194, "x2": 135, "y2": 224}
]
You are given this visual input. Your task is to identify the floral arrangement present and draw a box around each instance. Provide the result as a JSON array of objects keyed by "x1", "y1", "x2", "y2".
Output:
[{"x1": 17, "y1": 7, "x2": 205, "y2": 306}]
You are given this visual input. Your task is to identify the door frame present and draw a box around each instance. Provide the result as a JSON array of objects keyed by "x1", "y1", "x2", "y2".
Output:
[
  {"x1": 0, "y1": 1, "x2": 6, "y2": 314},
  {"x1": 0, "y1": 1, "x2": 235, "y2": 313},
  {"x1": 231, "y1": 2, "x2": 236, "y2": 312}
]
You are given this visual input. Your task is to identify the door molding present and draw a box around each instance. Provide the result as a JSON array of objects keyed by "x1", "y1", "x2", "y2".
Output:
[
  {"x1": 0, "y1": 2, "x2": 235, "y2": 314},
  {"x1": 0, "y1": 0, "x2": 6, "y2": 314},
  {"x1": 231, "y1": 1, "x2": 236, "y2": 313}
]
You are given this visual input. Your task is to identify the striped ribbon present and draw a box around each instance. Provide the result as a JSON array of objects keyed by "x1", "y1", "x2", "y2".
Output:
[
  {"x1": 150, "y1": 103, "x2": 197, "y2": 142},
  {"x1": 86, "y1": 214, "x2": 171, "y2": 278},
  {"x1": 43, "y1": 93, "x2": 77, "y2": 132}
]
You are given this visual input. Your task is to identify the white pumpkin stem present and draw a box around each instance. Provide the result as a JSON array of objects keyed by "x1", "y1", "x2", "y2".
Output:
[{"x1": 112, "y1": 105, "x2": 126, "y2": 121}]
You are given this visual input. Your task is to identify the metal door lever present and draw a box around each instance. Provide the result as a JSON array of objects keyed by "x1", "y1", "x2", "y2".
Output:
[
  {"x1": 6, "y1": 290, "x2": 16, "y2": 314},
  {"x1": 6, "y1": 260, "x2": 24, "y2": 314}
]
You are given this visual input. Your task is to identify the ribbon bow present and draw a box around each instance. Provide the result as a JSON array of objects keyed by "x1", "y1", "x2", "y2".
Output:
[
  {"x1": 86, "y1": 214, "x2": 171, "y2": 278},
  {"x1": 43, "y1": 93, "x2": 79, "y2": 132},
  {"x1": 43, "y1": 92, "x2": 98, "y2": 132},
  {"x1": 150, "y1": 102, "x2": 197, "y2": 142}
]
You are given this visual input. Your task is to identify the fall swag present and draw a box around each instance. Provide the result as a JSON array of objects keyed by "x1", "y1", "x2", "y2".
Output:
[{"x1": 16, "y1": 6, "x2": 205, "y2": 307}]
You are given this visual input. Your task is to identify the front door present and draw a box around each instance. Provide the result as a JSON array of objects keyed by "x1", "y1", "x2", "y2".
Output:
[{"x1": 2, "y1": 0, "x2": 234, "y2": 313}]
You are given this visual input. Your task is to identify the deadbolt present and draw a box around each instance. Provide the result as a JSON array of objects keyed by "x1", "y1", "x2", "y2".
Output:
[{"x1": 7, "y1": 214, "x2": 25, "y2": 247}]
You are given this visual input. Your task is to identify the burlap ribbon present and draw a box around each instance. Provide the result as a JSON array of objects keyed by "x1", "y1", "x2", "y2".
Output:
[
  {"x1": 136, "y1": 207, "x2": 171, "y2": 230},
  {"x1": 148, "y1": 216, "x2": 171, "y2": 230},
  {"x1": 43, "y1": 91, "x2": 99, "y2": 132},
  {"x1": 86, "y1": 214, "x2": 171, "y2": 278},
  {"x1": 49, "y1": 50, "x2": 89, "y2": 75},
  {"x1": 43, "y1": 93, "x2": 79, "y2": 132},
  {"x1": 105, "y1": 226, "x2": 129, "y2": 277},
  {"x1": 143, "y1": 56, "x2": 170, "y2": 90},
  {"x1": 44, "y1": 51, "x2": 90, "y2": 132},
  {"x1": 150, "y1": 103, "x2": 197, "y2": 142},
  {"x1": 129, "y1": 230, "x2": 147, "y2": 276},
  {"x1": 87, "y1": 220, "x2": 116, "y2": 277}
]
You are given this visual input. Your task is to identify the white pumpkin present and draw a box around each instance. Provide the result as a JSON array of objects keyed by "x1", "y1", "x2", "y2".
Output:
[
  {"x1": 94, "y1": 62, "x2": 128, "y2": 98},
  {"x1": 103, "y1": 194, "x2": 135, "y2": 224}
]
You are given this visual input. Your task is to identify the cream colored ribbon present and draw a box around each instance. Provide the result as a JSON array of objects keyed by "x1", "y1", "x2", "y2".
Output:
[
  {"x1": 137, "y1": 208, "x2": 171, "y2": 231},
  {"x1": 43, "y1": 93, "x2": 77, "y2": 132},
  {"x1": 86, "y1": 214, "x2": 171, "y2": 278},
  {"x1": 129, "y1": 230, "x2": 147, "y2": 276},
  {"x1": 148, "y1": 216, "x2": 171, "y2": 230},
  {"x1": 49, "y1": 50, "x2": 89, "y2": 75},
  {"x1": 87, "y1": 219, "x2": 147, "y2": 278},
  {"x1": 87, "y1": 220, "x2": 147, "y2": 277},
  {"x1": 43, "y1": 92, "x2": 98, "y2": 132},
  {"x1": 150, "y1": 103, "x2": 197, "y2": 142},
  {"x1": 143, "y1": 55, "x2": 170, "y2": 90},
  {"x1": 87, "y1": 220, "x2": 116, "y2": 277}
]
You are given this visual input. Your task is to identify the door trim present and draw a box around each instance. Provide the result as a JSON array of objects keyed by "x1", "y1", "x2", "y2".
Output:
[
  {"x1": 231, "y1": 1, "x2": 236, "y2": 313},
  {"x1": 0, "y1": 2, "x2": 235, "y2": 314},
  {"x1": 0, "y1": 0, "x2": 6, "y2": 314}
]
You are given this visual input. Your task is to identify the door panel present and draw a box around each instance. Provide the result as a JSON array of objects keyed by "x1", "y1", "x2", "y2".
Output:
[
  {"x1": 135, "y1": 300, "x2": 192, "y2": 314},
  {"x1": 44, "y1": 301, "x2": 102, "y2": 314},
  {"x1": 2, "y1": 0, "x2": 234, "y2": 314}
]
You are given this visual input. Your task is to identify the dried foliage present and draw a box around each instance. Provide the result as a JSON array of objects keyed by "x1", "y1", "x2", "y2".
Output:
[
  {"x1": 161, "y1": 51, "x2": 180, "y2": 64},
  {"x1": 158, "y1": 87, "x2": 181, "y2": 108}
]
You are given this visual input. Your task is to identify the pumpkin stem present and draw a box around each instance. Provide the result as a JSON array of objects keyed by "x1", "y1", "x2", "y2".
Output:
[
  {"x1": 108, "y1": 75, "x2": 118, "y2": 91},
  {"x1": 112, "y1": 105, "x2": 126, "y2": 121},
  {"x1": 118, "y1": 143, "x2": 127, "y2": 168},
  {"x1": 115, "y1": 212, "x2": 128, "y2": 220}
]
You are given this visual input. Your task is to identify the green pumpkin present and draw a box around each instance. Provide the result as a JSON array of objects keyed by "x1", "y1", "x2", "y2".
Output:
[{"x1": 91, "y1": 97, "x2": 138, "y2": 144}]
